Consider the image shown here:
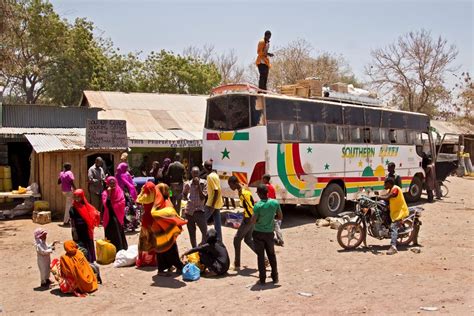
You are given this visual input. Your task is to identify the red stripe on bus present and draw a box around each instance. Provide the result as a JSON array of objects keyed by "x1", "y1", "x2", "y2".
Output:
[
  {"x1": 292, "y1": 143, "x2": 307, "y2": 179},
  {"x1": 206, "y1": 133, "x2": 220, "y2": 140}
]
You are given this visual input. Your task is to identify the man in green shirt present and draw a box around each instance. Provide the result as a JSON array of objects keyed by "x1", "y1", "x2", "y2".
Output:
[{"x1": 251, "y1": 184, "x2": 283, "y2": 285}]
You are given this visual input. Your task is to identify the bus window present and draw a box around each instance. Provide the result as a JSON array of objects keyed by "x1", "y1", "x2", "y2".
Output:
[
  {"x1": 267, "y1": 121, "x2": 282, "y2": 142},
  {"x1": 344, "y1": 107, "x2": 365, "y2": 126},
  {"x1": 389, "y1": 129, "x2": 397, "y2": 143},
  {"x1": 407, "y1": 130, "x2": 416, "y2": 144},
  {"x1": 266, "y1": 98, "x2": 297, "y2": 121},
  {"x1": 282, "y1": 122, "x2": 298, "y2": 142},
  {"x1": 326, "y1": 125, "x2": 338, "y2": 143},
  {"x1": 381, "y1": 128, "x2": 390, "y2": 143},
  {"x1": 250, "y1": 96, "x2": 265, "y2": 127},
  {"x1": 297, "y1": 123, "x2": 311, "y2": 142},
  {"x1": 350, "y1": 127, "x2": 364, "y2": 143},
  {"x1": 323, "y1": 104, "x2": 343, "y2": 125},
  {"x1": 206, "y1": 95, "x2": 250, "y2": 130},
  {"x1": 396, "y1": 129, "x2": 407, "y2": 144},
  {"x1": 338, "y1": 126, "x2": 349, "y2": 142},
  {"x1": 312, "y1": 124, "x2": 325, "y2": 142},
  {"x1": 415, "y1": 131, "x2": 423, "y2": 145},
  {"x1": 365, "y1": 108, "x2": 382, "y2": 128},
  {"x1": 363, "y1": 128, "x2": 371, "y2": 143},
  {"x1": 371, "y1": 127, "x2": 381, "y2": 143}
]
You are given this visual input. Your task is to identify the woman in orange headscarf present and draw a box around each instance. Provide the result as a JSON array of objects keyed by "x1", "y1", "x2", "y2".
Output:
[
  {"x1": 60, "y1": 240, "x2": 98, "y2": 296},
  {"x1": 136, "y1": 181, "x2": 157, "y2": 267},
  {"x1": 70, "y1": 189, "x2": 100, "y2": 262},
  {"x1": 151, "y1": 183, "x2": 187, "y2": 275}
]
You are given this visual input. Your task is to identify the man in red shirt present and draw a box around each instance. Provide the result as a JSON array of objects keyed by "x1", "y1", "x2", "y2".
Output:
[{"x1": 262, "y1": 174, "x2": 283, "y2": 246}]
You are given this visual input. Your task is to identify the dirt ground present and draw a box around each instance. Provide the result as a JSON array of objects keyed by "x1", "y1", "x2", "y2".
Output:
[{"x1": 0, "y1": 176, "x2": 473, "y2": 315}]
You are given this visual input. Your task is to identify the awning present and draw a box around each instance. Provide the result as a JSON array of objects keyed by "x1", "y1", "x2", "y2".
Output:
[{"x1": 25, "y1": 134, "x2": 85, "y2": 153}]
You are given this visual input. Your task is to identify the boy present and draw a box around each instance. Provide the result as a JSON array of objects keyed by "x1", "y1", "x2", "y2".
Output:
[
  {"x1": 262, "y1": 174, "x2": 284, "y2": 246},
  {"x1": 252, "y1": 184, "x2": 283, "y2": 284}
]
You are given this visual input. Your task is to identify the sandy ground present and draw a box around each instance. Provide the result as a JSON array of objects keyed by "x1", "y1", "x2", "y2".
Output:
[{"x1": 0, "y1": 176, "x2": 473, "y2": 315}]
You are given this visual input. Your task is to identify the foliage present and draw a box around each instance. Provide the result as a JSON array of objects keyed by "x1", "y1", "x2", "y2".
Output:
[{"x1": 366, "y1": 29, "x2": 458, "y2": 117}]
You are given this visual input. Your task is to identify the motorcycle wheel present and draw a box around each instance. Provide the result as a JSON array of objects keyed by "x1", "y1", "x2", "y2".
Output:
[
  {"x1": 337, "y1": 222, "x2": 365, "y2": 250},
  {"x1": 397, "y1": 219, "x2": 417, "y2": 246}
]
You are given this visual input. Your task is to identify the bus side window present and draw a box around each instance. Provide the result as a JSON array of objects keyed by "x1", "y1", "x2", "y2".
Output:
[
  {"x1": 267, "y1": 121, "x2": 282, "y2": 142},
  {"x1": 297, "y1": 123, "x2": 311, "y2": 143},
  {"x1": 389, "y1": 129, "x2": 397, "y2": 143},
  {"x1": 350, "y1": 127, "x2": 364, "y2": 143},
  {"x1": 312, "y1": 124, "x2": 325, "y2": 143},
  {"x1": 371, "y1": 127, "x2": 381, "y2": 144},
  {"x1": 407, "y1": 130, "x2": 416, "y2": 144},
  {"x1": 381, "y1": 128, "x2": 389, "y2": 143},
  {"x1": 282, "y1": 122, "x2": 298, "y2": 142},
  {"x1": 326, "y1": 125, "x2": 338, "y2": 143},
  {"x1": 396, "y1": 129, "x2": 407, "y2": 144},
  {"x1": 363, "y1": 128, "x2": 371, "y2": 143},
  {"x1": 337, "y1": 126, "x2": 349, "y2": 143}
]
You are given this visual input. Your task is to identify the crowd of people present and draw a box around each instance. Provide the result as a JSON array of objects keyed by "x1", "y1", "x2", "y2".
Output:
[{"x1": 38, "y1": 155, "x2": 283, "y2": 296}]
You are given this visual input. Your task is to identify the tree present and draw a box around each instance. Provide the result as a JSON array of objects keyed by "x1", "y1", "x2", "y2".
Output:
[
  {"x1": 266, "y1": 38, "x2": 360, "y2": 90},
  {"x1": 142, "y1": 50, "x2": 221, "y2": 94},
  {"x1": 366, "y1": 29, "x2": 458, "y2": 116},
  {"x1": 451, "y1": 72, "x2": 473, "y2": 124},
  {"x1": 183, "y1": 46, "x2": 245, "y2": 85}
]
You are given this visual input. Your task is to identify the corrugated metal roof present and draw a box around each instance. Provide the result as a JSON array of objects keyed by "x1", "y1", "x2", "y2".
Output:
[
  {"x1": 2, "y1": 105, "x2": 100, "y2": 128},
  {"x1": 25, "y1": 134, "x2": 85, "y2": 153},
  {"x1": 0, "y1": 127, "x2": 85, "y2": 137},
  {"x1": 82, "y1": 91, "x2": 207, "y2": 135}
]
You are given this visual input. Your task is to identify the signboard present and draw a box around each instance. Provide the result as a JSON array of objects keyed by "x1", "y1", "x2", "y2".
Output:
[
  {"x1": 86, "y1": 119, "x2": 128, "y2": 149},
  {"x1": 129, "y1": 138, "x2": 202, "y2": 148}
]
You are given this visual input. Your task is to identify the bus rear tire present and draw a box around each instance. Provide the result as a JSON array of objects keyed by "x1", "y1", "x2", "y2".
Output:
[
  {"x1": 405, "y1": 176, "x2": 422, "y2": 203},
  {"x1": 317, "y1": 183, "x2": 345, "y2": 218}
]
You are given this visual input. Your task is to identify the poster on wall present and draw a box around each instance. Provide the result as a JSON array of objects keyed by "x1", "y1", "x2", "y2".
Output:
[{"x1": 86, "y1": 119, "x2": 128, "y2": 149}]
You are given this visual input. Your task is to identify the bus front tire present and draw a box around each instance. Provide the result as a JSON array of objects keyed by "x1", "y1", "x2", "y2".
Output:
[
  {"x1": 405, "y1": 176, "x2": 423, "y2": 203},
  {"x1": 317, "y1": 183, "x2": 345, "y2": 218}
]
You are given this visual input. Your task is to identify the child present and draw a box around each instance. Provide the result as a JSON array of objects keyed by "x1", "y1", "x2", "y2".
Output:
[
  {"x1": 262, "y1": 174, "x2": 284, "y2": 247},
  {"x1": 34, "y1": 228, "x2": 58, "y2": 287},
  {"x1": 181, "y1": 229, "x2": 230, "y2": 275}
]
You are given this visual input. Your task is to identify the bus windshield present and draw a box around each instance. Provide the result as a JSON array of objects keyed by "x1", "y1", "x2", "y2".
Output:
[{"x1": 206, "y1": 94, "x2": 263, "y2": 131}]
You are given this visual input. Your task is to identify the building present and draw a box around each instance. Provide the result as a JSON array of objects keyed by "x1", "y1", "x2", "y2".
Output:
[
  {"x1": 0, "y1": 105, "x2": 124, "y2": 215},
  {"x1": 80, "y1": 91, "x2": 207, "y2": 176}
]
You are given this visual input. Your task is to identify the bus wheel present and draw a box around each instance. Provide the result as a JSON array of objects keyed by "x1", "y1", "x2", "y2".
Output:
[
  {"x1": 405, "y1": 176, "x2": 422, "y2": 203},
  {"x1": 317, "y1": 183, "x2": 345, "y2": 218}
]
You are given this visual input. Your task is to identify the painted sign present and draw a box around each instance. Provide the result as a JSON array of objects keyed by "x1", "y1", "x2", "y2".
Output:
[{"x1": 86, "y1": 119, "x2": 127, "y2": 149}]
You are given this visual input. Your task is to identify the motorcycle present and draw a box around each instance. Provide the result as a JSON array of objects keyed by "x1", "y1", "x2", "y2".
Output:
[{"x1": 336, "y1": 191, "x2": 423, "y2": 250}]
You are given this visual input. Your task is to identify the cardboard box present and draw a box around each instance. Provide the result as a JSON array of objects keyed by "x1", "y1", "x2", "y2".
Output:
[{"x1": 34, "y1": 211, "x2": 51, "y2": 225}]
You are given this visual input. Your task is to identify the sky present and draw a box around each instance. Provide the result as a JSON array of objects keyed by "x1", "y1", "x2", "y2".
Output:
[{"x1": 49, "y1": 0, "x2": 473, "y2": 87}]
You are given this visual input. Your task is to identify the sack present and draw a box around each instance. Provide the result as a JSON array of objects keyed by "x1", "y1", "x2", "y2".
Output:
[
  {"x1": 96, "y1": 239, "x2": 117, "y2": 265},
  {"x1": 225, "y1": 212, "x2": 243, "y2": 229},
  {"x1": 136, "y1": 250, "x2": 157, "y2": 267},
  {"x1": 182, "y1": 263, "x2": 200, "y2": 281},
  {"x1": 187, "y1": 252, "x2": 205, "y2": 272},
  {"x1": 113, "y1": 245, "x2": 138, "y2": 267}
]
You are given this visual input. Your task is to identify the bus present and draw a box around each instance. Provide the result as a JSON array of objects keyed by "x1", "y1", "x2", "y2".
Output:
[{"x1": 202, "y1": 84, "x2": 434, "y2": 217}]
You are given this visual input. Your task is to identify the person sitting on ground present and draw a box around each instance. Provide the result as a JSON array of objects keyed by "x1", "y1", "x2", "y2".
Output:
[
  {"x1": 181, "y1": 228, "x2": 230, "y2": 276},
  {"x1": 378, "y1": 178, "x2": 409, "y2": 255},
  {"x1": 59, "y1": 240, "x2": 98, "y2": 296},
  {"x1": 386, "y1": 162, "x2": 402, "y2": 188}
]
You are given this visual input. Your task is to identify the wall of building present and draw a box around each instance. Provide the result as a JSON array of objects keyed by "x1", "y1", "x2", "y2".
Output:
[{"x1": 34, "y1": 150, "x2": 121, "y2": 217}]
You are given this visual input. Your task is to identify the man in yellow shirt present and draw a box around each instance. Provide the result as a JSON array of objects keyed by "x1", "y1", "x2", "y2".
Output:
[
  {"x1": 256, "y1": 30, "x2": 274, "y2": 92},
  {"x1": 379, "y1": 178, "x2": 409, "y2": 255},
  {"x1": 228, "y1": 176, "x2": 258, "y2": 270},
  {"x1": 203, "y1": 160, "x2": 223, "y2": 241}
]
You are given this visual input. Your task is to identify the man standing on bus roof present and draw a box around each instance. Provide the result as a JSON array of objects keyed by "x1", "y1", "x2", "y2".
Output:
[
  {"x1": 386, "y1": 162, "x2": 402, "y2": 188},
  {"x1": 203, "y1": 160, "x2": 223, "y2": 241},
  {"x1": 256, "y1": 30, "x2": 274, "y2": 92}
]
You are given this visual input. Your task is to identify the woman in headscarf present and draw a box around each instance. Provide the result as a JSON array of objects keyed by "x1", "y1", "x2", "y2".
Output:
[
  {"x1": 59, "y1": 240, "x2": 98, "y2": 296},
  {"x1": 116, "y1": 162, "x2": 139, "y2": 231},
  {"x1": 102, "y1": 176, "x2": 128, "y2": 251},
  {"x1": 70, "y1": 189, "x2": 100, "y2": 263},
  {"x1": 151, "y1": 183, "x2": 187, "y2": 275},
  {"x1": 136, "y1": 181, "x2": 157, "y2": 267}
]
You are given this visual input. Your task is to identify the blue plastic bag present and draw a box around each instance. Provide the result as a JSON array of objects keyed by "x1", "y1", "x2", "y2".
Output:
[{"x1": 182, "y1": 263, "x2": 200, "y2": 281}]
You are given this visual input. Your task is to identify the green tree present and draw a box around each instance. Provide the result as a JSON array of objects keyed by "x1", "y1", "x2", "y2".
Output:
[{"x1": 142, "y1": 50, "x2": 221, "y2": 94}]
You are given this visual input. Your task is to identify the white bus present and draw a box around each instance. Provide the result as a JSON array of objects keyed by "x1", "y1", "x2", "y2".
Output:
[{"x1": 202, "y1": 84, "x2": 434, "y2": 217}]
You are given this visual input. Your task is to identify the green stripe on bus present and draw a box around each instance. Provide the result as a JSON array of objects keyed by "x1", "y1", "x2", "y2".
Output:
[{"x1": 233, "y1": 132, "x2": 249, "y2": 140}]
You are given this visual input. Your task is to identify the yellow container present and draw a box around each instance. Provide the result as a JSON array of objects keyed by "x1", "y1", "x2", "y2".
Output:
[
  {"x1": 3, "y1": 178, "x2": 12, "y2": 192},
  {"x1": 34, "y1": 200, "x2": 50, "y2": 212},
  {"x1": 96, "y1": 239, "x2": 117, "y2": 265},
  {"x1": 3, "y1": 166, "x2": 11, "y2": 179}
]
